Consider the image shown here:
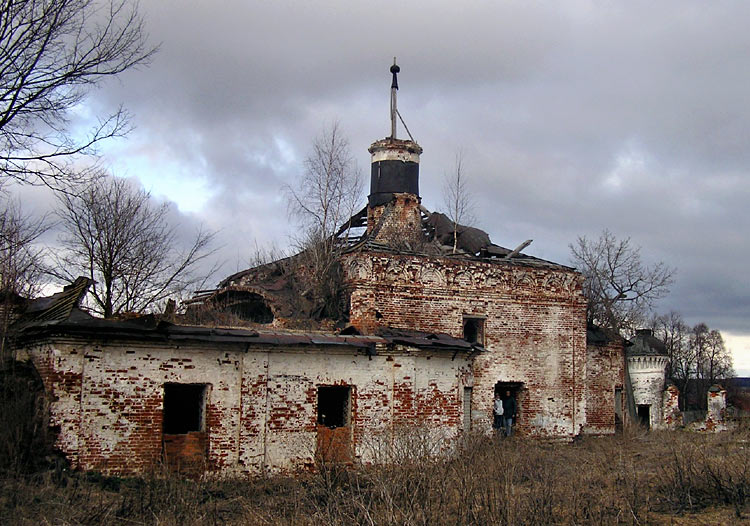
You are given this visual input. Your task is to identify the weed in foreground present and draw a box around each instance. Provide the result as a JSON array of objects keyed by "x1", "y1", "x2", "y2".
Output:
[{"x1": 3, "y1": 430, "x2": 750, "y2": 525}]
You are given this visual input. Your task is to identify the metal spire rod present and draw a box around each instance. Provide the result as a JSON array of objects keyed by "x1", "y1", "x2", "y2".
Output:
[{"x1": 390, "y1": 57, "x2": 399, "y2": 139}]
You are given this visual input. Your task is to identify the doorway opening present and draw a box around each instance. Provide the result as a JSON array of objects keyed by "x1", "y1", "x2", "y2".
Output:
[
  {"x1": 317, "y1": 385, "x2": 351, "y2": 428},
  {"x1": 316, "y1": 385, "x2": 353, "y2": 463},
  {"x1": 162, "y1": 383, "x2": 209, "y2": 476},
  {"x1": 637, "y1": 404, "x2": 651, "y2": 429},
  {"x1": 163, "y1": 383, "x2": 207, "y2": 433},
  {"x1": 493, "y1": 381, "x2": 523, "y2": 433},
  {"x1": 494, "y1": 381, "x2": 523, "y2": 400}
]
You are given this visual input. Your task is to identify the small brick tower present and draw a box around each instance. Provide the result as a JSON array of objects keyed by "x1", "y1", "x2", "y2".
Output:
[{"x1": 366, "y1": 60, "x2": 424, "y2": 248}]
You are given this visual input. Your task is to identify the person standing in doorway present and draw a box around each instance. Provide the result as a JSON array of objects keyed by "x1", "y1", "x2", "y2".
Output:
[
  {"x1": 493, "y1": 394, "x2": 504, "y2": 436},
  {"x1": 502, "y1": 390, "x2": 516, "y2": 437}
]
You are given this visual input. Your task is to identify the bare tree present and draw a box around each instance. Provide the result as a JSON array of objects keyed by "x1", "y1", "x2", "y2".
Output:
[
  {"x1": 0, "y1": 200, "x2": 48, "y2": 297},
  {"x1": 0, "y1": 0, "x2": 156, "y2": 189},
  {"x1": 652, "y1": 311, "x2": 694, "y2": 409},
  {"x1": 442, "y1": 152, "x2": 474, "y2": 254},
  {"x1": 286, "y1": 122, "x2": 362, "y2": 241},
  {"x1": 691, "y1": 323, "x2": 733, "y2": 407},
  {"x1": 53, "y1": 176, "x2": 216, "y2": 318},
  {"x1": 0, "y1": 198, "x2": 49, "y2": 360},
  {"x1": 570, "y1": 229, "x2": 675, "y2": 333},
  {"x1": 284, "y1": 123, "x2": 363, "y2": 319},
  {"x1": 700, "y1": 328, "x2": 734, "y2": 382},
  {"x1": 651, "y1": 313, "x2": 734, "y2": 409}
]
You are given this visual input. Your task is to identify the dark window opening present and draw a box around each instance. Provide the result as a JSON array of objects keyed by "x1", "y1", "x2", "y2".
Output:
[
  {"x1": 217, "y1": 290, "x2": 274, "y2": 324},
  {"x1": 163, "y1": 383, "x2": 207, "y2": 434},
  {"x1": 317, "y1": 385, "x2": 351, "y2": 428},
  {"x1": 463, "y1": 316, "x2": 485, "y2": 345},
  {"x1": 637, "y1": 404, "x2": 651, "y2": 429}
]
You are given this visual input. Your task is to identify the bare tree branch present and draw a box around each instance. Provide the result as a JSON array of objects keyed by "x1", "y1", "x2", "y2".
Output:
[
  {"x1": 0, "y1": 0, "x2": 157, "y2": 189},
  {"x1": 570, "y1": 229, "x2": 675, "y2": 333},
  {"x1": 690, "y1": 323, "x2": 734, "y2": 406},
  {"x1": 0, "y1": 198, "x2": 49, "y2": 297},
  {"x1": 285, "y1": 122, "x2": 363, "y2": 241},
  {"x1": 51, "y1": 175, "x2": 217, "y2": 317},
  {"x1": 651, "y1": 312, "x2": 734, "y2": 410}
]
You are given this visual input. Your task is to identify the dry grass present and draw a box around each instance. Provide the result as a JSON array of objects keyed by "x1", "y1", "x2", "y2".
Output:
[{"x1": 2, "y1": 429, "x2": 750, "y2": 525}]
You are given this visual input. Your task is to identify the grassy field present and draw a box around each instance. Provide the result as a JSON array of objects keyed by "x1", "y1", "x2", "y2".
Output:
[{"x1": 2, "y1": 428, "x2": 750, "y2": 525}]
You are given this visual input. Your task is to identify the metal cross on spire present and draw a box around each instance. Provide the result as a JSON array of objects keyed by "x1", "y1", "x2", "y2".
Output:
[
  {"x1": 388, "y1": 58, "x2": 415, "y2": 142},
  {"x1": 390, "y1": 57, "x2": 400, "y2": 139}
]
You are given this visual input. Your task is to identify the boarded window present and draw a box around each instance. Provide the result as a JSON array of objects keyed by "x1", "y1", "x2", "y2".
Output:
[
  {"x1": 163, "y1": 383, "x2": 207, "y2": 434},
  {"x1": 317, "y1": 385, "x2": 351, "y2": 428},
  {"x1": 463, "y1": 316, "x2": 485, "y2": 346}
]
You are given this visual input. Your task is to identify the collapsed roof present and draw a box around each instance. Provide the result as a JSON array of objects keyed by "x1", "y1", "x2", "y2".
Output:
[
  {"x1": 11, "y1": 277, "x2": 93, "y2": 329},
  {"x1": 337, "y1": 204, "x2": 570, "y2": 269},
  {"x1": 185, "y1": 202, "x2": 573, "y2": 326}
]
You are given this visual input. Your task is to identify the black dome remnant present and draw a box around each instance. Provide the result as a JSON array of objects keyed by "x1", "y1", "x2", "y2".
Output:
[
  {"x1": 368, "y1": 138, "x2": 422, "y2": 207},
  {"x1": 628, "y1": 329, "x2": 668, "y2": 357}
]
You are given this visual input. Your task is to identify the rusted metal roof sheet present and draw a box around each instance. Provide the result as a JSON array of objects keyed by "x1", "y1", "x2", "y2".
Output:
[
  {"x1": 18, "y1": 305, "x2": 475, "y2": 356},
  {"x1": 17, "y1": 309, "x2": 386, "y2": 350},
  {"x1": 375, "y1": 327, "x2": 482, "y2": 352},
  {"x1": 21, "y1": 277, "x2": 91, "y2": 325}
]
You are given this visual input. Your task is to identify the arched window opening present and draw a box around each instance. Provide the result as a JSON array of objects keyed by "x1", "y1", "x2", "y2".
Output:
[{"x1": 217, "y1": 290, "x2": 274, "y2": 324}]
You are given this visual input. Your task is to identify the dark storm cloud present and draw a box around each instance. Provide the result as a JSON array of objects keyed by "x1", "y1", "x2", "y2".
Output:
[{"x1": 65, "y1": 1, "x2": 750, "y2": 340}]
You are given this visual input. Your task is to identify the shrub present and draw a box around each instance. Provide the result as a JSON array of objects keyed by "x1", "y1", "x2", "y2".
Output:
[{"x1": 0, "y1": 361, "x2": 55, "y2": 474}]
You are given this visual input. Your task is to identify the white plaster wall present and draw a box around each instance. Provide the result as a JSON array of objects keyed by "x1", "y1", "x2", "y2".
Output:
[
  {"x1": 26, "y1": 338, "x2": 472, "y2": 475},
  {"x1": 82, "y1": 342, "x2": 244, "y2": 473},
  {"x1": 257, "y1": 348, "x2": 472, "y2": 473},
  {"x1": 19, "y1": 343, "x2": 85, "y2": 466}
]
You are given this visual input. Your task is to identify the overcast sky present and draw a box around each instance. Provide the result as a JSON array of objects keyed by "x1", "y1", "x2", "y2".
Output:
[{"x1": 17, "y1": 1, "x2": 750, "y2": 372}]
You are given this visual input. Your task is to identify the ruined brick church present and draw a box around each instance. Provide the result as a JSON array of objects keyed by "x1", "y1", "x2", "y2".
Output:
[{"x1": 14, "y1": 64, "x2": 670, "y2": 476}]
